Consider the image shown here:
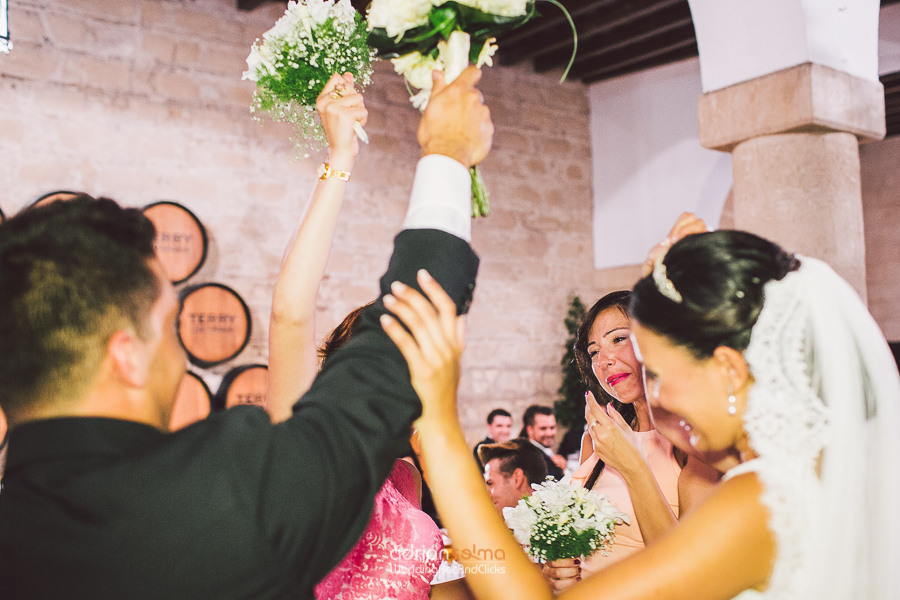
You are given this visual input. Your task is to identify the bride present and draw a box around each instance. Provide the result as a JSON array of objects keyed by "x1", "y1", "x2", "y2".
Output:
[{"x1": 379, "y1": 223, "x2": 900, "y2": 600}]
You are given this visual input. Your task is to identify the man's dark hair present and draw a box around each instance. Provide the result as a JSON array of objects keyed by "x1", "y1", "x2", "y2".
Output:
[
  {"x1": 478, "y1": 437, "x2": 547, "y2": 486},
  {"x1": 522, "y1": 404, "x2": 554, "y2": 428},
  {"x1": 0, "y1": 195, "x2": 159, "y2": 418},
  {"x1": 486, "y1": 408, "x2": 511, "y2": 424}
]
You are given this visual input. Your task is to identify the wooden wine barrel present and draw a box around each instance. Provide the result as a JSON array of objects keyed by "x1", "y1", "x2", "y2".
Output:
[
  {"x1": 29, "y1": 190, "x2": 80, "y2": 208},
  {"x1": 177, "y1": 283, "x2": 251, "y2": 368},
  {"x1": 168, "y1": 371, "x2": 213, "y2": 431},
  {"x1": 142, "y1": 201, "x2": 208, "y2": 284},
  {"x1": 215, "y1": 364, "x2": 268, "y2": 410}
]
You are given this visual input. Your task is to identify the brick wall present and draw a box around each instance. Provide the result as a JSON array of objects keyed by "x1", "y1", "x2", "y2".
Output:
[
  {"x1": 3, "y1": 0, "x2": 895, "y2": 448},
  {"x1": 0, "y1": 0, "x2": 601, "y2": 444}
]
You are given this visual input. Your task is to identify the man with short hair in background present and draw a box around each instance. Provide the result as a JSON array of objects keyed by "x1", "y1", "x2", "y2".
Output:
[
  {"x1": 478, "y1": 438, "x2": 547, "y2": 514},
  {"x1": 522, "y1": 404, "x2": 565, "y2": 480},
  {"x1": 472, "y1": 408, "x2": 512, "y2": 468}
]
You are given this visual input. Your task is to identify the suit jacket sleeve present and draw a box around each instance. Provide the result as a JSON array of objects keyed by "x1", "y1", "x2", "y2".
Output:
[{"x1": 253, "y1": 229, "x2": 478, "y2": 591}]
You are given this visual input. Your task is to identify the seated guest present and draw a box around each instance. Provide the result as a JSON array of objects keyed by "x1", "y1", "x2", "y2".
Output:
[
  {"x1": 473, "y1": 408, "x2": 512, "y2": 467},
  {"x1": 0, "y1": 66, "x2": 492, "y2": 600},
  {"x1": 479, "y1": 438, "x2": 548, "y2": 513},
  {"x1": 521, "y1": 404, "x2": 565, "y2": 480}
]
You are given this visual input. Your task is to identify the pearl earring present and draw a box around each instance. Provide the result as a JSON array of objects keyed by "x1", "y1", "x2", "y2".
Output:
[{"x1": 727, "y1": 384, "x2": 737, "y2": 416}]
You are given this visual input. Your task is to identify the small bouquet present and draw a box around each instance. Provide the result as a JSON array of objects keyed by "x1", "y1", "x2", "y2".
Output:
[
  {"x1": 503, "y1": 478, "x2": 629, "y2": 562},
  {"x1": 243, "y1": 0, "x2": 376, "y2": 158},
  {"x1": 366, "y1": 0, "x2": 576, "y2": 216}
]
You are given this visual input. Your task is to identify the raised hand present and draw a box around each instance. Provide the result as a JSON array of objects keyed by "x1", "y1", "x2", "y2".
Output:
[
  {"x1": 380, "y1": 270, "x2": 466, "y2": 425},
  {"x1": 585, "y1": 391, "x2": 643, "y2": 474},
  {"x1": 316, "y1": 73, "x2": 368, "y2": 167},
  {"x1": 641, "y1": 212, "x2": 709, "y2": 276},
  {"x1": 418, "y1": 66, "x2": 494, "y2": 168}
]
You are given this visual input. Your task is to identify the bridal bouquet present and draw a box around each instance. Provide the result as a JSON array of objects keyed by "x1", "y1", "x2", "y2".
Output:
[
  {"x1": 366, "y1": 0, "x2": 576, "y2": 216},
  {"x1": 503, "y1": 479, "x2": 629, "y2": 562},
  {"x1": 243, "y1": 0, "x2": 376, "y2": 158}
]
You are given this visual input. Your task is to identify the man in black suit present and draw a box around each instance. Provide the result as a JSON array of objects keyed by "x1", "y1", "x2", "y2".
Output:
[
  {"x1": 472, "y1": 408, "x2": 512, "y2": 468},
  {"x1": 0, "y1": 67, "x2": 491, "y2": 600},
  {"x1": 522, "y1": 404, "x2": 566, "y2": 480}
]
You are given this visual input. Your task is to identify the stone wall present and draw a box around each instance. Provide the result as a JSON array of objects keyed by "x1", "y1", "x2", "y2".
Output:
[{"x1": 0, "y1": 0, "x2": 603, "y2": 444}]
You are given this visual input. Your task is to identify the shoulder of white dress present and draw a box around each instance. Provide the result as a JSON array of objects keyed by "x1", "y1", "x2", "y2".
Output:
[{"x1": 721, "y1": 458, "x2": 763, "y2": 482}]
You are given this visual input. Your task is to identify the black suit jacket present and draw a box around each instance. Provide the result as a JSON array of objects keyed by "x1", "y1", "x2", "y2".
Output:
[{"x1": 0, "y1": 229, "x2": 478, "y2": 600}]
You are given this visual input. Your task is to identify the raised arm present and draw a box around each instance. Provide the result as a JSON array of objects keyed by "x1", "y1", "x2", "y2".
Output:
[
  {"x1": 266, "y1": 73, "x2": 367, "y2": 422},
  {"x1": 259, "y1": 66, "x2": 491, "y2": 586}
]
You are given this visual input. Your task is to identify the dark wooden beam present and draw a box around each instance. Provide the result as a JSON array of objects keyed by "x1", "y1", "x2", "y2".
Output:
[
  {"x1": 237, "y1": 0, "x2": 275, "y2": 11},
  {"x1": 532, "y1": 2, "x2": 693, "y2": 72},
  {"x1": 582, "y1": 38, "x2": 697, "y2": 83},
  {"x1": 499, "y1": 0, "x2": 688, "y2": 66},
  {"x1": 499, "y1": 0, "x2": 621, "y2": 47}
]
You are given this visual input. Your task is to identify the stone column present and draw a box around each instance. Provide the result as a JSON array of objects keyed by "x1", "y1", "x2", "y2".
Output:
[{"x1": 698, "y1": 63, "x2": 885, "y2": 300}]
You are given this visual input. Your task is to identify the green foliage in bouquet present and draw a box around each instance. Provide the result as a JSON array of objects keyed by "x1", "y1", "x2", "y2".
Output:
[
  {"x1": 254, "y1": 17, "x2": 372, "y2": 111},
  {"x1": 505, "y1": 479, "x2": 628, "y2": 562},
  {"x1": 244, "y1": 0, "x2": 376, "y2": 158},
  {"x1": 531, "y1": 514, "x2": 617, "y2": 562},
  {"x1": 368, "y1": 0, "x2": 537, "y2": 62}
]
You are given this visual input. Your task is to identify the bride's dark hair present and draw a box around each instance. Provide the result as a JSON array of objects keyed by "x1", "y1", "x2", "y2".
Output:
[{"x1": 631, "y1": 230, "x2": 799, "y2": 359}]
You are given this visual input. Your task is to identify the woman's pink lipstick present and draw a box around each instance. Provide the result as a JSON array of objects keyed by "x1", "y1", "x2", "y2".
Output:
[{"x1": 606, "y1": 373, "x2": 628, "y2": 386}]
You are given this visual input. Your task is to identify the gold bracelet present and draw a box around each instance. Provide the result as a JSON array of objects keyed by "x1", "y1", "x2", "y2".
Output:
[{"x1": 317, "y1": 163, "x2": 350, "y2": 182}]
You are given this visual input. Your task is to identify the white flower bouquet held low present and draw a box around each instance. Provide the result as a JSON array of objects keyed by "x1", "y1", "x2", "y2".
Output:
[
  {"x1": 243, "y1": 0, "x2": 376, "y2": 158},
  {"x1": 503, "y1": 478, "x2": 629, "y2": 562},
  {"x1": 365, "y1": 0, "x2": 576, "y2": 216}
]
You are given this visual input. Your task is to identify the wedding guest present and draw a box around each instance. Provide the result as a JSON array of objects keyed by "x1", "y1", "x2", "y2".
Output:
[
  {"x1": 0, "y1": 66, "x2": 492, "y2": 600},
  {"x1": 522, "y1": 404, "x2": 565, "y2": 479},
  {"x1": 478, "y1": 438, "x2": 547, "y2": 513},
  {"x1": 382, "y1": 219, "x2": 900, "y2": 600},
  {"x1": 473, "y1": 408, "x2": 512, "y2": 467},
  {"x1": 260, "y1": 74, "x2": 454, "y2": 600},
  {"x1": 544, "y1": 290, "x2": 721, "y2": 579}
]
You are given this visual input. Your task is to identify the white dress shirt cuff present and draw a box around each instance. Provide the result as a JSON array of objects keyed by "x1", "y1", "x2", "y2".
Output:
[{"x1": 402, "y1": 154, "x2": 472, "y2": 243}]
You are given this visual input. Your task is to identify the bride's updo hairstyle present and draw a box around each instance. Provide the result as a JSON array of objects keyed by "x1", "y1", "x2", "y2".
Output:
[{"x1": 630, "y1": 230, "x2": 800, "y2": 359}]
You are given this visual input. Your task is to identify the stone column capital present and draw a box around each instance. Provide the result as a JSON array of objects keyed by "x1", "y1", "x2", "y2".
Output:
[{"x1": 699, "y1": 62, "x2": 885, "y2": 152}]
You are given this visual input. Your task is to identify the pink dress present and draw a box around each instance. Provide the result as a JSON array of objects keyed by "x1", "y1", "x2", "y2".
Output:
[
  {"x1": 570, "y1": 430, "x2": 681, "y2": 574},
  {"x1": 315, "y1": 460, "x2": 443, "y2": 600}
]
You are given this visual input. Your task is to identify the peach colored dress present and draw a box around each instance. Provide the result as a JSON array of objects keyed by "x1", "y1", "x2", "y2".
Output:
[{"x1": 570, "y1": 430, "x2": 681, "y2": 575}]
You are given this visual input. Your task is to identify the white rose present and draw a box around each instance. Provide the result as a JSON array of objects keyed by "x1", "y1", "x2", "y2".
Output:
[
  {"x1": 334, "y1": 0, "x2": 356, "y2": 21},
  {"x1": 264, "y1": 3, "x2": 305, "y2": 40},
  {"x1": 242, "y1": 44, "x2": 276, "y2": 81},
  {"x1": 307, "y1": 0, "x2": 333, "y2": 25},
  {"x1": 391, "y1": 51, "x2": 443, "y2": 90},
  {"x1": 368, "y1": 0, "x2": 434, "y2": 38},
  {"x1": 503, "y1": 504, "x2": 537, "y2": 546},
  {"x1": 437, "y1": 30, "x2": 469, "y2": 83},
  {"x1": 474, "y1": 0, "x2": 527, "y2": 17}
]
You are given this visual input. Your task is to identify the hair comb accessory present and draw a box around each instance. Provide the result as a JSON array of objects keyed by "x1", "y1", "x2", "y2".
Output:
[{"x1": 652, "y1": 254, "x2": 683, "y2": 303}]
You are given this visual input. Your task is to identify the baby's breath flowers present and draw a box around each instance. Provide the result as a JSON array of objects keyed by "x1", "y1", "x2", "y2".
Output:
[
  {"x1": 503, "y1": 478, "x2": 629, "y2": 562},
  {"x1": 243, "y1": 0, "x2": 376, "y2": 158}
]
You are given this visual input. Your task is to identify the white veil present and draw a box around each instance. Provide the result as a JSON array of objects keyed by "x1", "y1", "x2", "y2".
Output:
[{"x1": 741, "y1": 256, "x2": 900, "y2": 600}]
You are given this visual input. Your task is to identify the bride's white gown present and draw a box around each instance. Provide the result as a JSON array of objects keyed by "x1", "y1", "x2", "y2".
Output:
[{"x1": 719, "y1": 257, "x2": 900, "y2": 600}]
